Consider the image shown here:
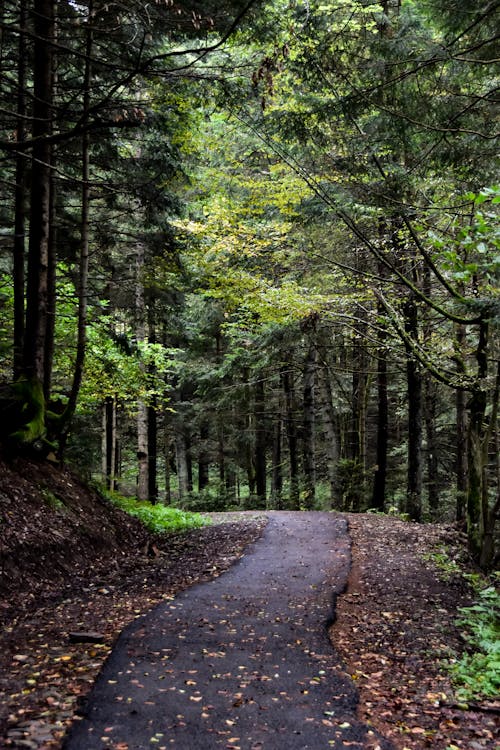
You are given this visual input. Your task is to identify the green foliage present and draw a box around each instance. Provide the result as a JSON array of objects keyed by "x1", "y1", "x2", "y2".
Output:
[
  {"x1": 106, "y1": 492, "x2": 208, "y2": 533},
  {"x1": 178, "y1": 485, "x2": 232, "y2": 514},
  {"x1": 40, "y1": 487, "x2": 65, "y2": 511},
  {"x1": 449, "y1": 581, "x2": 500, "y2": 702},
  {"x1": 423, "y1": 546, "x2": 462, "y2": 582}
]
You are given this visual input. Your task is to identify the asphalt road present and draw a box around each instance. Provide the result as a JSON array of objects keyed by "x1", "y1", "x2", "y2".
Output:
[{"x1": 64, "y1": 511, "x2": 394, "y2": 749}]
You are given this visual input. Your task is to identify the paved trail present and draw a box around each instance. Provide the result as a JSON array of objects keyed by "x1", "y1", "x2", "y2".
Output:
[{"x1": 64, "y1": 512, "x2": 393, "y2": 749}]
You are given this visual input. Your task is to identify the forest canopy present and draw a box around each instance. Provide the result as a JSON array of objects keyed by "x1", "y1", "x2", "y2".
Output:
[{"x1": 0, "y1": 0, "x2": 499, "y2": 565}]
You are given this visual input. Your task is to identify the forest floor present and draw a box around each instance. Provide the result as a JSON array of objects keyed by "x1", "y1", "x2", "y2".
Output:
[{"x1": 0, "y1": 451, "x2": 498, "y2": 750}]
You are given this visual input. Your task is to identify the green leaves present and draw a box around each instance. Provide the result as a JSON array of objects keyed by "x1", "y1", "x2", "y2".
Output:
[
  {"x1": 107, "y1": 492, "x2": 208, "y2": 533},
  {"x1": 449, "y1": 581, "x2": 500, "y2": 702}
]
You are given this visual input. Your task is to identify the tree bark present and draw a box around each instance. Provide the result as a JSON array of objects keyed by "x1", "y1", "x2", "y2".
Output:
[
  {"x1": 371, "y1": 310, "x2": 388, "y2": 511},
  {"x1": 198, "y1": 421, "x2": 210, "y2": 490},
  {"x1": 282, "y1": 362, "x2": 299, "y2": 509},
  {"x1": 466, "y1": 318, "x2": 489, "y2": 559},
  {"x1": 23, "y1": 0, "x2": 55, "y2": 385},
  {"x1": 404, "y1": 296, "x2": 423, "y2": 521},
  {"x1": 59, "y1": 2, "x2": 92, "y2": 451},
  {"x1": 13, "y1": 0, "x2": 27, "y2": 379},
  {"x1": 136, "y1": 241, "x2": 148, "y2": 501},
  {"x1": 319, "y1": 364, "x2": 340, "y2": 509},
  {"x1": 271, "y1": 405, "x2": 283, "y2": 509},
  {"x1": 455, "y1": 323, "x2": 468, "y2": 521},
  {"x1": 254, "y1": 376, "x2": 267, "y2": 507},
  {"x1": 175, "y1": 428, "x2": 192, "y2": 499},
  {"x1": 302, "y1": 345, "x2": 316, "y2": 509},
  {"x1": 102, "y1": 396, "x2": 117, "y2": 491},
  {"x1": 424, "y1": 374, "x2": 439, "y2": 518}
]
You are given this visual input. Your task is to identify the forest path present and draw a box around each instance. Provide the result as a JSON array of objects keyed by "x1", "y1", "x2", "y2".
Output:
[{"x1": 63, "y1": 511, "x2": 393, "y2": 750}]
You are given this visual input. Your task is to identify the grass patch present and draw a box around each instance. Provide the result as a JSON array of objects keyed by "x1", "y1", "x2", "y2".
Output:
[{"x1": 106, "y1": 491, "x2": 209, "y2": 534}]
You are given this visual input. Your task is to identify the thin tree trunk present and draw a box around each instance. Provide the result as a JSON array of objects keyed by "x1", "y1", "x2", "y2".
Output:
[
  {"x1": 467, "y1": 319, "x2": 489, "y2": 559},
  {"x1": 164, "y1": 423, "x2": 172, "y2": 505},
  {"x1": 282, "y1": 363, "x2": 299, "y2": 509},
  {"x1": 254, "y1": 377, "x2": 267, "y2": 507},
  {"x1": 271, "y1": 408, "x2": 283, "y2": 509},
  {"x1": 302, "y1": 345, "x2": 316, "y2": 509},
  {"x1": 176, "y1": 429, "x2": 192, "y2": 499},
  {"x1": 372, "y1": 310, "x2": 388, "y2": 511},
  {"x1": 198, "y1": 421, "x2": 210, "y2": 490},
  {"x1": 102, "y1": 396, "x2": 116, "y2": 490},
  {"x1": 424, "y1": 375, "x2": 439, "y2": 518},
  {"x1": 404, "y1": 296, "x2": 423, "y2": 521},
  {"x1": 319, "y1": 365, "x2": 340, "y2": 509},
  {"x1": 24, "y1": 0, "x2": 55, "y2": 384},
  {"x1": 455, "y1": 324, "x2": 468, "y2": 521},
  {"x1": 13, "y1": 0, "x2": 27, "y2": 379},
  {"x1": 148, "y1": 399, "x2": 158, "y2": 502},
  {"x1": 59, "y1": 2, "x2": 93, "y2": 453},
  {"x1": 136, "y1": 241, "x2": 148, "y2": 500}
]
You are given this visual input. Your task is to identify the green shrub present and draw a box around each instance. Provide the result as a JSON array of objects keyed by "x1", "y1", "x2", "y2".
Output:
[
  {"x1": 106, "y1": 491, "x2": 208, "y2": 533},
  {"x1": 449, "y1": 581, "x2": 500, "y2": 702}
]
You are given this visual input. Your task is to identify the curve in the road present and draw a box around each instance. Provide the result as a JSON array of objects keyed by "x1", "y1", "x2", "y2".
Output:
[{"x1": 64, "y1": 511, "x2": 394, "y2": 749}]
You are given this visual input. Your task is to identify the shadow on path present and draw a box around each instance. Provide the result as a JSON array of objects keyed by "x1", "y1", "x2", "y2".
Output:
[{"x1": 64, "y1": 512, "x2": 394, "y2": 749}]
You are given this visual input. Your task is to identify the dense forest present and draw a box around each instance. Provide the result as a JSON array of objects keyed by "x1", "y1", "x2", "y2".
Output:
[{"x1": 0, "y1": 0, "x2": 498, "y2": 566}]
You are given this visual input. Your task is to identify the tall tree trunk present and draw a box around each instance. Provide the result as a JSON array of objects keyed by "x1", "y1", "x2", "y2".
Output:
[
  {"x1": 302, "y1": 345, "x2": 316, "y2": 509},
  {"x1": 59, "y1": 3, "x2": 93, "y2": 454},
  {"x1": 102, "y1": 396, "x2": 117, "y2": 491},
  {"x1": 23, "y1": 0, "x2": 55, "y2": 385},
  {"x1": 164, "y1": 423, "x2": 172, "y2": 505},
  {"x1": 254, "y1": 377, "x2": 267, "y2": 507},
  {"x1": 404, "y1": 296, "x2": 423, "y2": 521},
  {"x1": 271, "y1": 406, "x2": 283, "y2": 509},
  {"x1": 349, "y1": 320, "x2": 369, "y2": 511},
  {"x1": 135, "y1": 241, "x2": 148, "y2": 500},
  {"x1": 424, "y1": 375, "x2": 439, "y2": 518},
  {"x1": 13, "y1": 0, "x2": 27, "y2": 379},
  {"x1": 282, "y1": 362, "x2": 299, "y2": 509},
  {"x1": 175, "y1": 429, "x2": 192, "y2": 499},
  {"x1": 319, "y1": 364, "x2": 340, "y2": 509},
  {"x1": 466, "y1": 319, "x2": 489, "y2": 559},
  {"x1": 372, "y1": 309, "x2": 388, "y2": 511},
  {"x1": 148, "y1": 399, "x2": 158, "y2": 503},
  {"x1": 198, "y1": 421, "x2": 210, "y2": 490},
  {"x1": 455, "y1": 324, "x2": 468, "y2": 521}
]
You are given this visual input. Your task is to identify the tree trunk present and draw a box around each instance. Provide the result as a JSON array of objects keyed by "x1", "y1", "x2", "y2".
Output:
[
  {"x1": 404, "y1": 296, "x2": 423, "y2": 521},
  {"x1": 175, "y1": 429, "x2": 192, "y2": 499},
  {"x1": 13, "y1": 0, "x2": 27, "y2": 379},
  {"x1": 349, "y1": 323, "x2": 369, "y2": 511},
  {"x1": 271, "y1": 407, "x2": 283, "y2": 509},
  {"x1": 318, "y1": 364, "x2": 340, "y2": 509},
  {"x1": 254, "y1": 377, "x2": 267, "y2": 507},
  {"x1": 148, "y1": 399, "x2": 158, "y2": 503},
  {"x1": 164, "y1": 424, "x2": 172, "y2": 505},
  {"x1": 136, "y1": 241, "x2": 148, "y2": 500},
  {"x1": 424, "y1": 375, "x2": 439, "y2": 518},
  {"x1": 198, "y1": 421, "x2": 210, "y2": 490},
  {"x1": 455, "y1": 324, "x2": 468, "y2": 521},
  {"x1": 23, "y1": 0, "x2": 55, "y2": 386},
  {"x1": 302, "y1": 345, "x2": 316, "y2": 509},
  {"x1": 102, "y1": 396, "x2": 117, "y2": 491},
  {"x1": 371, "y1": 311, "x2": 388, "y2": 511},
  {"x1": 59, "y1": 3, "x2": 92, "y2": 452},
  {"x1": 282, "y1": 362, "x2": 299, "y2": 509},
  {"x1": 466, "y1": 319, "x2": 489, "y2": 559}
]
